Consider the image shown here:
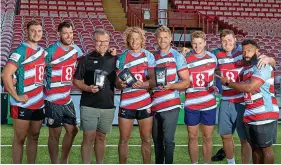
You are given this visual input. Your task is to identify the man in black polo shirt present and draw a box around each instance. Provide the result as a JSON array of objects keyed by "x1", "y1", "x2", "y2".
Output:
[{"x1": 73, "y1": 29, "x2": 116, "y2": 164}]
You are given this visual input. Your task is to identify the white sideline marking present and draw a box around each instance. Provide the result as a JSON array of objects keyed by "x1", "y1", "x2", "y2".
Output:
[{"x1": 1, "y1": 144, "x2": 281, "y2": 147}]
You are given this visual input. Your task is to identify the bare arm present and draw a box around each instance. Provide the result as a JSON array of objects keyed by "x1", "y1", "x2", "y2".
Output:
[
  {"x1": 218, "y1": 75, "x2": 263, "y2": 93},
  {"x1": 164, "y1": 69, "x2": 190, "y2": 90},
  {"x1": 257, "y1": 55, "x2": 276, "y2": 68},
  {"x1": 73, "y1": 79, "x2": 99, "y2": 93},
  {"x1": 115, "y1": 76, "x2": 126, "y2": 89},
  {"x1": 2, "y1": 63, "x2": 28, "y2": 102}
]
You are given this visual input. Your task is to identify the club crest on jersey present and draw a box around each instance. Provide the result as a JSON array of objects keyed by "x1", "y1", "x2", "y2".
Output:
[{"x1": 48, "y1": 118, "x2": 54, "y2": 125}]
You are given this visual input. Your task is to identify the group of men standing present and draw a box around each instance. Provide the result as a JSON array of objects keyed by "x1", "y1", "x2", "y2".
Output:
[{"x1": 1, "y1": 20, "x2": 279, "y2": 164}]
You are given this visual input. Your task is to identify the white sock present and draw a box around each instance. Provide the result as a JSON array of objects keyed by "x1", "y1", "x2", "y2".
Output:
[
  {"x1": 227, "y1": 157, "x2": 235, "y2": 164},
  {"x1": 192, "y1": 162, "x2": 198, "y2": 164}
]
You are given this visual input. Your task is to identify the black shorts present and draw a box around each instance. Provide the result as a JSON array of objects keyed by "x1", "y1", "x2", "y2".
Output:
[
  {"x1": 244, "y1": 120, "x2": 277, "y2": 148},
  {"x1": 10, "y1": 106, "x2": 45, "y2": 121},
  {"x1": 45, "y1": 101, "x2": 77, "y2": 128},
  {"x1": 118, "y1": 107, "x2": 153, "y2": 120}
]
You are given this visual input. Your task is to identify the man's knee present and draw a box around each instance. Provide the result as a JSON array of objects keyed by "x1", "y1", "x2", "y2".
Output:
[
  {"x1": 221, "y1": 134, "x2": 233, "y2": 140},
  {"x1": 188, "y1": 132, "x2": 199, "y2": 142},
  {"x1": 141, "y1": 136, "x2": 151, "y2": 145},
  {"x1": 49, "y1": 130, "x2": 61, "y2": 141},
  {"x1": 28, "y1": 131, "x2": 40, "y2": 141},
  {"x1": 14, "y1": 134, "x2": 27, "y2": 145},
  {"x1": 66, "y1": 127, "x2": 78, "y2": 138},
  {"x1": 96, "y1": 132, "x2": 106, "y2": 142},
  {"x1": 202, "y1": 134, "x2": 212, "y2": 144},
  {"x1": 119, "y1": 139, "x2": 129, "y2": 145}
]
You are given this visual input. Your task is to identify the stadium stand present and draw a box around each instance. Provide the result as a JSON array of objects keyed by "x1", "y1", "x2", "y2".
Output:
[
  {"x1": 0, "y1": 0, "x2": 280, "y2": 91},
  {"x1": 1, "y1": 0, "x2": 16, "y2": 67}
]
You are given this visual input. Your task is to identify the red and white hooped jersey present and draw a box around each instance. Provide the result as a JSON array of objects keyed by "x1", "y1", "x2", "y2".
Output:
[
  {"x1": 185, "y1": 51, "x2": 217, "y2": 111},
  {"x1": 8, "y1": 42, "x2": 46, "y2": 110},
  {"x1": 213, "y1": 45, "x2": 245, "y2": 103},
  {"x1": 116, "y1": 49, "x2": 155, "y2": 110},
  {"x1": 44, "y1": 42, "x2": 83, "y2": 105},
  {"x1": 151, "y1": 48, "x2": 188, "y2": 112},
  {"x1": 242, "y1": 64, "x2": 279, "y2": 124}
]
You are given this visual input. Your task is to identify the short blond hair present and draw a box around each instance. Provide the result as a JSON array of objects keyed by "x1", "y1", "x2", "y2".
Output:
[
  {"x1": 123, "y1": 27, "x2": 146, "y2": 49},
  {"x1": 156, "y1": 26, "x2": 171, "y2": 37},
  {"x1": 191, "y1": 31, "x2": 206, "y2": 42},
  {"x1": 220, "y1": 29, "x2": 235, "y2": 38}
]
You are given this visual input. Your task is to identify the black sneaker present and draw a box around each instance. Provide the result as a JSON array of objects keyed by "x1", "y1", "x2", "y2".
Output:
[{"x1": 211, "y1": 148, "x2": 226, "y2": 161}]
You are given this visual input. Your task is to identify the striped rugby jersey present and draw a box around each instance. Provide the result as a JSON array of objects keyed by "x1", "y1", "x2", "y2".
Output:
[
  {"x1": 185, "y1": 51, "x2": 217, "y2": 111},
  {"x1": 44, "y1": 41, "x2": 83, "y2": 105},
  {"x1": 242, "y1": 64, "x2": 279, "y2": 124},
  {"x1": 212, "y1": 45, "x2": 245, "y2": 103},
  {"x1": 151, "y1": 48, "x2": 188, "y2": 112},
  {"x1": 8, "y1": 42, "x2": 46, "y2": 110},
  {"x1": 116, "y1": 49, "x2": 155, "y2": 110}
]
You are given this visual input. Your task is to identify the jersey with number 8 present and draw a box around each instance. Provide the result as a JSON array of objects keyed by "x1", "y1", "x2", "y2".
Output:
[
  {"x1": 185, "y1": 51, "x2": 217, "y2": 111},
  {"x1": 116, "y1": 50, "x2": 155, "y2": 110},
  {"x1": 7, "y1": 43, "x2": 46, "y2": 110},
  {"x1": 212, "y1": 45, "x2": 245, "y2": 103},
  {"x1": 44, "y1": 42, "x2": 82, "y2": 105}
]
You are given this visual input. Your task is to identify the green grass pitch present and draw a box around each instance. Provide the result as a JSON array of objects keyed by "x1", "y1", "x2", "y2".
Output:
[{"x1": 1, "y1": 124, "x2": 280, "y2": 164}]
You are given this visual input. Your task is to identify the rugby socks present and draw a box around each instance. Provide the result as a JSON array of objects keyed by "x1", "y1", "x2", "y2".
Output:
[{"x1": 227, "y1": 157, "x2": 235, "y2": 164}]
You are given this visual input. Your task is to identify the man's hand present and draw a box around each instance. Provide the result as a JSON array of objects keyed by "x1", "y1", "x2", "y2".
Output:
[
  {"x1": 257, "y1": 54, "x2": 273, "y2": 69},
  {"x1": 17, "y1": 95, "x2": 28, "y2": 103},
  {"x1": 215, "y1": 74, "x2": 229, "y2": 85},
  {"x1": 180, "y1": 47, "x2": 191, "y2": 56},
  {"x1": 132, "y1": 80, "x2": 144, "y2": 89},
  {"x1": 119, "y1": 80, "x2": 127, "y2": 89},
  {"x1": 109, "y1": 48, "x2": 117, "y2": 56},
  {"x1": 163, "y1": 83, "x2": 174, "y2": 90},
  {"x1": 13, "y1": 78, "x2": 17, "y2": 85},
  {"x1": 88, "y1": 85, "x2": 99, "y2": 93}
]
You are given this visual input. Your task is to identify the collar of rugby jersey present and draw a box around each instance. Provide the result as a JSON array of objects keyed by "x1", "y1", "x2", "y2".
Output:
[
  {"x1": 194, "y1": 51, "x2": 207, "y2": 59},
  {"x1": 159, "y1": 47, "x2": 176, "y2": 57},
  {"x1": 129, "y1": 48, "x2": 146, "y2": 57},
  {"x1": 226, "y1": 44, "x2": 241, "y2": 57},
  {"x1": 56, "y1": 41, "x2": 74, "y2": 51},
  {"x1": 22, "y1": 42, "x2": 40, "y2": 50}
]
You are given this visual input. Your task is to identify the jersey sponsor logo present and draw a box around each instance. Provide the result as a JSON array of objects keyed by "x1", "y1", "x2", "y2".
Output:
[
  {"x1": 61, "y1": 65, "x2": 75, "y2": 83},
  {"x1": 35, "y1": 64, "x2": 45, "y2": 85},
  {"x1": 10, "y1": 53, "x2": 21, "y2": 62},
  {"x1": 191, "y1": 72, "x2": 209, "y2": 89},
  {"x1": 244, "y1": 93, "x2": 253, "y2": 104},
  {"x1": 221, "y1": 70, "x2": 239, "y2": 82}
]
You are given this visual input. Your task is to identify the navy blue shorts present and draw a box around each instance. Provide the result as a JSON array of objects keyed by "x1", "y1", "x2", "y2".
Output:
[{"x1": 184, "y1": 108, "x2": 216, "y2": 126}]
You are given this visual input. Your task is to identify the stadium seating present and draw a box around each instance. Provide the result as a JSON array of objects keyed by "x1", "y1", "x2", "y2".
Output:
[
  {"x1": 173, "y1": 0, "x2": 281, "y2": 18},
  {"x1": 1, "y1": 0, "x2": 16, "y2": 67}
]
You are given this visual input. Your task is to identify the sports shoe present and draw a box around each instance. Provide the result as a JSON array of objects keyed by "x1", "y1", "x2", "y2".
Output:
[{"x1": 211, "y1": 148, "x2": 226, "y2": 161}]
